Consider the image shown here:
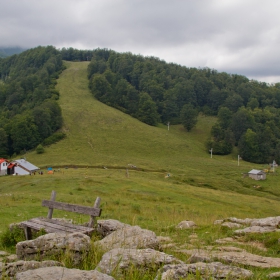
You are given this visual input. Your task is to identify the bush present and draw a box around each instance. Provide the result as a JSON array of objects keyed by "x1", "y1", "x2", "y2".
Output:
[
  {"x1": 36, "y1": 144, "x2": 45, "y2": 154},
  {"x1": 0, "y1": 225, "x2": 25, "y2": 248},
  {"x1": 42, "y1": 132, "x2": 66, "y2": 146}
]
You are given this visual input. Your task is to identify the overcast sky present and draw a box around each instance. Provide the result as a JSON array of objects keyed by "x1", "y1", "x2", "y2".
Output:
[{"x1": 1, "y1": 0, "x2": 280, "y2": 83}]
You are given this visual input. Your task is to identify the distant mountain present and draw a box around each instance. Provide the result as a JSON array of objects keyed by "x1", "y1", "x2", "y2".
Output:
[{"x1": 0, "y1": 47, "x2": 27, "y2": 58}]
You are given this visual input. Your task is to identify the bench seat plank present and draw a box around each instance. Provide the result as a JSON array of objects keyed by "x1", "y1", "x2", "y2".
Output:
[{"x1": 20, "y1": 217, "x2": 94, "y2": 235}]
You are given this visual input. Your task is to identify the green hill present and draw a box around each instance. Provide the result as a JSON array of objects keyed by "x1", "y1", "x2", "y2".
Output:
[{"x1": 1, "y1": 61, "x2": 280, "y2": 234}]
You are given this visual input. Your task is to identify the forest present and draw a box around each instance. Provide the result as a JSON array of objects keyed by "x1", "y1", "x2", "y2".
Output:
[
  {"x1": 0, "y1": 46, "x2": 64, "y2": 157},
  {"x1": 1, "y1": 46, "x2": 280, "y2": 164},
  {"x1": 86, "y1": 48, "x2": 280, "y2": 164}
]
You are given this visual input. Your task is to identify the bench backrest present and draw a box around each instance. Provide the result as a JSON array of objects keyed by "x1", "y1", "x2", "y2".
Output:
[{"x1": 42, "y1": 190, "x2": 101, "y2": 227}]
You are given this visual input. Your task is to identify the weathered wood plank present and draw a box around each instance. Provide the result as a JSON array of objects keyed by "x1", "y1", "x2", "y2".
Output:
[
  {"x1": 47, "y1": 190, "x2": 56, "y2": 219},
  {"x1": 20, "y1": 218, "x2": 94, "y2": 234},
  {"x1": 42, "y1": 200, "x2": 101, "y2": 216},
  {"x1": 88, "y1": 196, "x2": 101, "y2": 227}
]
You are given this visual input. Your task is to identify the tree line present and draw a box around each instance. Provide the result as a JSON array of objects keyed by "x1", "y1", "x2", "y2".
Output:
[
  {"x1": 1, "y1": 46, "x2": 280, "y2": 164},
  {"x1": 87, "y1": 48, "x2": 280, "y2": 164},
  {"x1": 0, "y1": 46, "x2": 64, "y2": 157}
]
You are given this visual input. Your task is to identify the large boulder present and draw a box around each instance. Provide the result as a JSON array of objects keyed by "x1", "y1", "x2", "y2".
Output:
[
  {"x1": 157, "y1": 262, "x2": 253, "y2": 279},
  {"x1": 15, "y1": 266, "x2": 115, "y2": 280},
  {"x1": 0, "y1": 260, "x2": 61, "y2": 278},
  {"x1": 94, "y1": 225, "x2": 159, "y2": 252},
  {"x1": 16, "y1": 232, "x2": 90, "y2": 264},
  {"x1": 97, "y1": 219, "x2": 131, "y2": 237},
  {"x1": 96, "y1": 248, "x2": 183, "y2": 275}
]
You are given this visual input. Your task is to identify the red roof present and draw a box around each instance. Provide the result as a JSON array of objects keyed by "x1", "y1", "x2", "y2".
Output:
[
  {"x1": 0, "y1": 158, "x2": 8, "y2": 164},
  {"x1": 8, "y1": 163, "x2": 16, "y2": 168}
]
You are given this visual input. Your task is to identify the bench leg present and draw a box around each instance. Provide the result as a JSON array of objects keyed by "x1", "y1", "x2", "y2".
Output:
[{"x1": 24, "y1": 227, "x2": 32, "y2": 240}]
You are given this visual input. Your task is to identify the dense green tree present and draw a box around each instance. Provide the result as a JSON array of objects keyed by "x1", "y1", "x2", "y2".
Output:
[
  {"x1": 137, "y1": 92, "x2": 159, "y2": 126},
  {"x1": 180, "y1": 103, "x2": 198, "y2": 131},
  {"x1": 238, "y1": 129, "x2": 261, "y2": 163},
  {"x1": 0, "y1": 128, "x2": 8, "y2": 157}
]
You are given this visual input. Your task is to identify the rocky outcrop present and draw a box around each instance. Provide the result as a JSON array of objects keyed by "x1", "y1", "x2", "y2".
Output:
[
  {"x1": 156, "y1": 262, "x2": 253, "y2": 279},
  {"x1": 16, "y1": 232, "x2": 90, "y2": 264},
  {"x1": 15, "y1": 266, "x2": 115, "y2": 280},
  {"x1": 96, "y1": 248, "x2": 183, "y2": 275},
  {"x1": 3, "y1": 216, "x2": 280, "y2": 279},
  {"x1": 94, "y1": 225, "x2": 160, "y2": 252},
  {"x1": 215, "y1": 216, "x2": 280, "y2": 234},
  {"x1": 0, "y1": 260, "x2": 61, "y2": 278},
  {"x1": 179, "y1": 248, "x2": 280, "y2": 268},
  {"x1": 97, "y1": 219, "x2": 131, "y2": 237}
]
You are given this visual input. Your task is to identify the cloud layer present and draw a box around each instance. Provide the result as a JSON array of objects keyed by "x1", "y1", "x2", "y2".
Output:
[{"x1": 1, "y1": 0, "x2": 280, "y2": 83}]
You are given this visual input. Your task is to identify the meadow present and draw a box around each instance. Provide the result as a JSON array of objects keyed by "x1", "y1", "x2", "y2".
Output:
[{"x1": 0, "y1": 61, "x2": 280, "y2": 278}]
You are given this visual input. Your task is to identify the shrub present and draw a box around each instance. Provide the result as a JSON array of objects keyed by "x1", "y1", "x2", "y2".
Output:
[
  {"x1": 36, "y1": 144, "x2": 45, "y2": 154},
  {"x1": 42, "y1": 132, "x2": 66, "y2": 146}
]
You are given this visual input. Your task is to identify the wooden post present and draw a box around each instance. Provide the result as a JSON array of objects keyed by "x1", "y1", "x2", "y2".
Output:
[
  {"x1": 88, "y1": 197, "x2": 101, "y2": 227},
  {"x1": 23, "y1": 226, "x2": 32, "y2": 240},
  {"x1": 47, "y1": 190, "x2": 56, "y2": 219}
]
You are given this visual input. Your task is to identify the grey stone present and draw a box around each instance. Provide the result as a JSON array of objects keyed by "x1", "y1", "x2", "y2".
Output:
[
  {"x1": 234, "y1": 225, "x2": 279, "y2": 234},
  {"x1": 176, "y1": 220, "x2": 197, "y2": 229},
  {"x1": 0, "y1": 260, "x2": 61, "y2": 278},
  {"x1": 95, "y1": 225, "x2": 159, "y2": 252},
  {"x1": 221, "y1": 222, "x2": 242, "y2": 229},
  {"x1": 157, "y1": 262, "x2": 253, "y2": 279},
  {"x1": 268, "y1": 271, "x2": 280, "y2": 278},
  {"x1": 15, "y1": 266, "x2": 115, "y2": 280},
  {"x1": 180, "y1": 248, "x2": 280, "y2": 268},
  {"x1": 96, "y1": 248, "x2": 183, "y2": 276},
  {"x1": 97, "y1": 219, "x2": 131, "y2": 237},
  {"x1": 16, "y1": 232, "x2": 90, "y2": 264}
]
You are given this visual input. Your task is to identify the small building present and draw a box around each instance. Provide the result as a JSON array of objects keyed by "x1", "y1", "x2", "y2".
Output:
[
  {"x1": 12, "y1": 159, "x2": 40, "y2": 175},
  {"x1": 248, "y1": 169, "x2": 266, "y2": 180},
  {"x1": 0, "y1": 158, "x2": 9, "y2": 176}
]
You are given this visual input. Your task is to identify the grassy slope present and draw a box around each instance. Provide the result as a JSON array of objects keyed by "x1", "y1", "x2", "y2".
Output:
[{"x1": 1, "y1": 61, "x2": 280, "y2": 234}]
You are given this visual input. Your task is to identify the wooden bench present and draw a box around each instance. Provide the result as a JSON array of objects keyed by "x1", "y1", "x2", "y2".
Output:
[{"x1": 20, "y1": 190, "x2": 102, "y2": 240}]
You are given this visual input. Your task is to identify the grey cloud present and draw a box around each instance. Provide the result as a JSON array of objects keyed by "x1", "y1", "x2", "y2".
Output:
[{"x1": 1, "y1": 0, "x2": 280, "y2": 82}]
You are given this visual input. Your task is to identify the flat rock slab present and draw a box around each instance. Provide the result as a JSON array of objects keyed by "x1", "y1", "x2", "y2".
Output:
[
  {"x1": 96, "y1": 248, "x2": 183, "y2": 275},
  {"x1": 15, "y1": 266, "x2": 115, "y2": 280},
  {"x1": 234, "y1": 226, "x2": 280, "y2": 234},
  {"x1": 94, "y1": 225, "x2": 159, "y2": 252},
  {"x1": 180, "y1": 248, "x2": 280, "y2": 268},
  {"x1": 157, "y1": 262, "x2": 253, "y2": 279}
]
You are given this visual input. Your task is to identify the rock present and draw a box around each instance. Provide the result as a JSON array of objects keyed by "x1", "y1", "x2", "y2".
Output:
[
  {"x1": 15, "y1": 266, "x2": 115, "y2": 280},
  {"x1": 96, "y1": 248, "x2": 183, "y2": 276},
  {"x1": 250, "y1": 216, "x2": 280, "y2": 227},
  {"x1": 224, "y1": 217, "x2": 253, "y2": 225},
  {"x1": 216, "y1": 237, "x2": 236, "y2": 244},
  {"x1": 0, "y1": 251, "x2": 8, "y2": 256},
  {"x1": 94, "y1": 225, "x2": 159, "y2": 252},
  {"x1": 213, "y1": 219, "x2": 223, "y2": 225},
  {"x1": 179, "y1": 248, "x2": 280, "y2": 268},
  {"x1": 16, "y1": 232, "x2": 90, "y2": 264},
  {"x1": 221, "y1": 222, "x2": 242, "y2": 229},
  {"x1": 5, "y1": 254, "x2": 18, "y2": 262},
  {"x1": 176, "y1": 220, "x2": 196, "y2": 229},
  {"x1": 157, "y1": 262, "x2": 253, "y2": 279},
  {"x1": 97, "y1": 219, "x2": 131, "y2": 237},
  {"x1": 0, "y1": 260, "x2": 61, "y2": 278},
  {"x1": 234, "y1": 225, "x2": 279, "y2": 234},
  {"x1": 268, "y1": 271, "x2": 280, "y2": 278}
]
